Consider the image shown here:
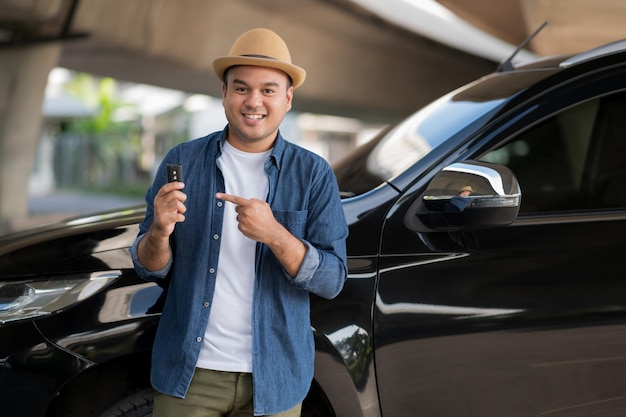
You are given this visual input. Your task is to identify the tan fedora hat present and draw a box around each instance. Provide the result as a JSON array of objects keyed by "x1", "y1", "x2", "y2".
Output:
[{"x1": 212, "y1": 28, "x2": 306, "y2": 88}]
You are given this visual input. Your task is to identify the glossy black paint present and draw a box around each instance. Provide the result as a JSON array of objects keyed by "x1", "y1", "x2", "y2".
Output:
[
  {"x1": 2, "y1": 40, "x2": 626, "y2": 417},
  {"x1": 0, "y1": 210, "x2": 157, "y2": 416}
]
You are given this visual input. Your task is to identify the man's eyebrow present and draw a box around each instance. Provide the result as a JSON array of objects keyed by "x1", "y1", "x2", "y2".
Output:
[{"x1": 232, "y1": 78, "x2": 280, "y2": 88}]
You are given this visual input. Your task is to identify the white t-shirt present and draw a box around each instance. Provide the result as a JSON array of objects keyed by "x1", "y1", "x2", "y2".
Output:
[{"x1": 196, "y1": 141, "x2": 270, "y2": 372}]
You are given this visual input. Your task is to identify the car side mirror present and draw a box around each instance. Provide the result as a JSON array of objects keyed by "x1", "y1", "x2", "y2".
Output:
[{"x1": 413, "y1": 161, "x2": 521, "y2": 231}]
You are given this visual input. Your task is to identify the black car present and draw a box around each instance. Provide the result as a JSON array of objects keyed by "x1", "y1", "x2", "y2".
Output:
[{"x1": 3, "y1": 38, "x2": 626, "y2": 417}]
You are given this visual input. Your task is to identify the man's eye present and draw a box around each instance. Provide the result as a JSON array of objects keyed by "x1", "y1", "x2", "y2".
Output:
[
  {"x1": 235, "y1": 87, "x2": 248, "y2": 93},
  {"x1": 263, "y1": 89, "x2": 275, "y2": 94}
]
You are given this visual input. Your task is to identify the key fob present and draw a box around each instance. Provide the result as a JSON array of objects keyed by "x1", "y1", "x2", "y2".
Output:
[{"x1": 166, "y1": 164, "x2": 183, "y2": 182}]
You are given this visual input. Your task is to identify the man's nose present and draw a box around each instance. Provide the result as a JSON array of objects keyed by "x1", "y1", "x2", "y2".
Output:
[{"x1": 245, "y1": 90, "x2": 263, "y2": 107}]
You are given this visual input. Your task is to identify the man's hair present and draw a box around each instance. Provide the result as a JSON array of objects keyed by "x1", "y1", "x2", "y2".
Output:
[{"x1": 223, "y1": 66, "x2": 293, "y2": 89}]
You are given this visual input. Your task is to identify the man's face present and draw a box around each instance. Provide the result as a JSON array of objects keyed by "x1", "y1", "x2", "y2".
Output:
[{"x1": 222, "y1": 65, "x2": 293, "y2": 152}]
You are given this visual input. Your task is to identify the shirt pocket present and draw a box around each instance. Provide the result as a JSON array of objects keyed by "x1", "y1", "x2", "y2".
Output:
[{"x1": 272, "y1": 210, "x2": 307, "y2": 238}]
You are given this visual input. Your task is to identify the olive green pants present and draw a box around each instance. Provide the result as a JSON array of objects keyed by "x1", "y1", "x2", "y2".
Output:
[{"x1": 153, "y1": 368, "x2": 302, "y2": 417}]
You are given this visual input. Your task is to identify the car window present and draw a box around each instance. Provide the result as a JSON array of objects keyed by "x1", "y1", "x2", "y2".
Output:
[
  {"x1": 480, "y1": 91, "x2": 626, "y2": 213},
  {"x1": 333, "y1": 93, "x2": 505, "y2": 197}
]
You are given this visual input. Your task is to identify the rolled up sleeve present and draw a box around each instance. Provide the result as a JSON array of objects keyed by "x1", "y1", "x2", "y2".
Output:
[{"x1": 129, "y1": 234, "x2": 172, "y2": 280}]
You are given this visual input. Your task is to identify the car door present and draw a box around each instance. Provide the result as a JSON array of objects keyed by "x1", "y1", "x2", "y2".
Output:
[{"x1": 374, "y1": 77, "x2": 626, "y2": 416}]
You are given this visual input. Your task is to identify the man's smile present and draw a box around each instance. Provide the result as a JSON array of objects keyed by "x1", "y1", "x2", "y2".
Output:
[{"x1": 244, "y1": 114, "x2": 265, "y2": 120}]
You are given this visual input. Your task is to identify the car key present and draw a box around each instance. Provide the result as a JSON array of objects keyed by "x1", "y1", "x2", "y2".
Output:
[{"x1": 166, "y1": 164, "x2": 183, "y2": 182}]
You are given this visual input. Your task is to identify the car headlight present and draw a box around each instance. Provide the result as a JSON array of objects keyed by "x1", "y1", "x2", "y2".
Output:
[{"x1": 0, "y1": 271, "x2": 121, "y2": 324}]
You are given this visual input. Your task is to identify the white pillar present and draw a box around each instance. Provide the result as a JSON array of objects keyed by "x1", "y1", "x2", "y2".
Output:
[{"x1": 0, "y1": 43, "x2": 62, "y2": 233}]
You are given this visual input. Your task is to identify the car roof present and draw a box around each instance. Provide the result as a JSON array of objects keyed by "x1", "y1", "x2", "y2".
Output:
[
  {"x1": 504, "y1": 38, "x2": 626, "y2": 72},
  {"x1": 560, "y1": 38, "x2": 626, "y2": 68}
]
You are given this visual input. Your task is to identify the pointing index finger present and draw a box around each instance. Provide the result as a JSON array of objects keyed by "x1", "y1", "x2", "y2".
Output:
[{"x1": 216, "y1": 192, "x2": 246, "y2": 205}]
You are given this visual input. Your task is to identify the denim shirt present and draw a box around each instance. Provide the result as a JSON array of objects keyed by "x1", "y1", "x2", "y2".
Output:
[{"x1": 130, "y1": 128, "x2": 348, "y2": 415}]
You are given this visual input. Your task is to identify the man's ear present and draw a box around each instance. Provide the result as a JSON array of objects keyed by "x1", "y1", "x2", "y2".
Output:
[{"x1": 286, "y1": 86, "x2": 294, "y2": 112}]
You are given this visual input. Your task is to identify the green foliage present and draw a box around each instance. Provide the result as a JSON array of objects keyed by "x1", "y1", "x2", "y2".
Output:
[
  {"x1": 57, "y1": 73, "x2": 148, "y2": 194},
  {"x1": 336, "y1": 330, "x2": 373, "y2": 387},
  {"x1": 65, "y1": 74, "x2": 137, "y2": 136}
]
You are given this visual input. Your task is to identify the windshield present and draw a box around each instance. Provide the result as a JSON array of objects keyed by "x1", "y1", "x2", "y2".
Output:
[
  {"x1": 332, "y1": 92, "x2": 505, "y2": 197},
  {"x1": 332, "y1": 65, "x2": 561, "y2": 197}
]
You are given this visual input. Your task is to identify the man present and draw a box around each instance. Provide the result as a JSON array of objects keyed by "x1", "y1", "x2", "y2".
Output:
[
  {"x1": 130, "y1": 28, "x2": 348, "y2": 417},
  {"x1": 448, "y1": 185, "x2": 473, "y2": 211}
]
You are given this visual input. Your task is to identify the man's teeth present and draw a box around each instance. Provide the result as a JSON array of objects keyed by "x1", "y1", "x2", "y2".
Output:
[{"x1": 245, "y1": 114, "x2": 264, "y2": 120}]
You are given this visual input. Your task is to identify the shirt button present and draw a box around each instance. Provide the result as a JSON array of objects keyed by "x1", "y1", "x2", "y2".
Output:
[
  {"x1": 196, "y1": 337, "x2": 202, "y2": 342},
  {"x1": 217, "y1": 201, "x2": 223, "y2": 207},
  {"x1": 209, "y1": 268, "x2": 215, "y2": 274},
  {"x1": 203, "y1": 301, "x2": 210, "y2": 308},
  {"x1": 213, "y1": 234, "x2": 219, "y2": 240}
]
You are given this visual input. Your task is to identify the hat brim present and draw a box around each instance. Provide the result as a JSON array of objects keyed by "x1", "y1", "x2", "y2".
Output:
[{"x1": 213, "y1": 56, "x2": 306, "y2": 88}]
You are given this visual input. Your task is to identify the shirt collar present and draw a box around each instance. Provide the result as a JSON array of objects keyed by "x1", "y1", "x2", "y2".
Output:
[{"x1": 217, "y1": 125, "x2": 285, "y2": 170}]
